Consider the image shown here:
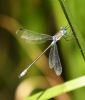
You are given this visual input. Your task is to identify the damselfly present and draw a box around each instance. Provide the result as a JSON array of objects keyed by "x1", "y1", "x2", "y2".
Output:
[{"x1": 16, "y1": 26, "x2": 69, "y2": 78}]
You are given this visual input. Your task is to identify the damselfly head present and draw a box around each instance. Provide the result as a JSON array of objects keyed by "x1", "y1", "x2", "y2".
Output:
[{"x1": 60, "y1": 25, "x2": 70, "y2": 35}]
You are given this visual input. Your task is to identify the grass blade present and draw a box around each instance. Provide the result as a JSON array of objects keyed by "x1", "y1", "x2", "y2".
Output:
[
  {"x1": 26, "y1": 76, "x2": 85, "y2": 100},
  {"x1": 58, "y1": 0, "x2": 85, "y2": 60}
]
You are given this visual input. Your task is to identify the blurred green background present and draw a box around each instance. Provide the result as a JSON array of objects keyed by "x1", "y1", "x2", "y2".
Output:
[{"x1": 0, "y1": 0, "x2": 85, "y2": 100}]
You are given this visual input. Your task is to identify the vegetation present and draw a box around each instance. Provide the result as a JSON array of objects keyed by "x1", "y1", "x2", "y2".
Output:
[{"x1": 0, "y1": 0, "x2": 85, "y2": 100}]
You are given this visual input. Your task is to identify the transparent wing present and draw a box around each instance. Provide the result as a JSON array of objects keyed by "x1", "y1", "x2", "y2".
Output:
[
  {"x1": 16, "y1": 28, "x2": 53, "y2": 44},
  {"x1": 49, "y1": 42, "x2": 62, "y2": 75}
]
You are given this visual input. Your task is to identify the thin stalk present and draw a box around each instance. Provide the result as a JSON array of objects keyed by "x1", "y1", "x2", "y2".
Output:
[{"x1": 58, "y1": 0, "x2": 85, "y2": 60}]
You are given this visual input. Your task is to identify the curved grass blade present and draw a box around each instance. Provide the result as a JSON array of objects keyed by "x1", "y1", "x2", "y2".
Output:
[
  {"x1": 58, "y1": 0, "x2": 85, "y2": 60},
  {"x1": 26, "y1": 76, "x2": 85, "y2": 100}
]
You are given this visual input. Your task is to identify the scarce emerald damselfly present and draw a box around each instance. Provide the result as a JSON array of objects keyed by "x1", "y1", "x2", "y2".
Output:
[{"x1": 16, "y1": 26, "x2": 69, "y2": 78}]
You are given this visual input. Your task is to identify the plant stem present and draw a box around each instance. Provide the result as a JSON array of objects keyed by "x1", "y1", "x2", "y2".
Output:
[{"x1": 58, "y1": 0, "x2": 85, "y2": 60}]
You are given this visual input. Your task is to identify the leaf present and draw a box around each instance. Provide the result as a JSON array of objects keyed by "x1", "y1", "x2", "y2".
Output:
[
  {"x1": 58, "y1": 0, "x2": 85, "y2": 60},
  {"x1": 25, "y1": 76, "x2": 85, "y2": 100}
]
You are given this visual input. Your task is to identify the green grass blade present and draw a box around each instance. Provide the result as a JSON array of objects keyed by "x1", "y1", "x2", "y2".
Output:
[
  {"x1": 58, "y1": 0, "x2": 85, "y2": 60},
  {"x1": 25, "y1": 76, "x2": 85, "y2": 100}
]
